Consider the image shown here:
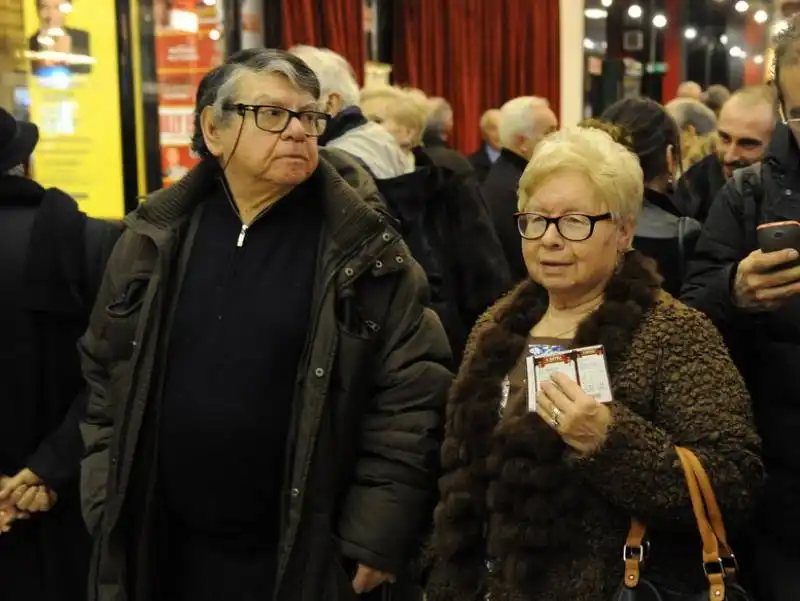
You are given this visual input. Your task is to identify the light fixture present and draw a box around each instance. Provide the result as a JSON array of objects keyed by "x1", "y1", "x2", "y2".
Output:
[
  {"x1": 754, "y1": 9, "x2": 768, "y2": 24},
  {"x1": 628, "y1": 4, "x2": 643, "y2": 19},
  {"x1": 720, "y1": 34, "x2": 729, "y2": 45},
  {"x1": 583, "y1": 38, "x2": 597, "y2": 50},
  {"x1": 685, "y1": 27, "x2": 698, "y2": 40},
  {"x1": 735, "y1": 1, "x2": 749, "y2": 13},
  {"x1": 730, "y1": 45, "x2": 745, "y2": 58},
  {"x1": 58, "y1": 2, "x2": 73, "y2": 13},
  {"x1": 652, "y1": 13, "x2": 667, "y2": 28},
  {"x1": 209, "y1": 28, "x2": 221, "y2": 40},
  {"x1": 202, "y1": 0, "x2": 217, "y2": 5},
  {"x1": 602, "y1": 0, "x2": 613, "y2": 6},
  {"x1": 754, "y1": 54, "x2": 764, "y2": 64},
  {"x1": 773, "y1": 19, "x2": 790, "y2": 35},
  {"x1": 585, "y1": 8, "x2": 608, "y2": 19}
]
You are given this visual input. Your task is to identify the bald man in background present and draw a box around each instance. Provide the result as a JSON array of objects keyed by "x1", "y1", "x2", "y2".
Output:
[
  {"x1": 677, "y1": 81, "x2": 703, "y2": 101},
  {"x1": 675, "y1": 85, "x2": 777, "y2": 222},
  {"x1": 469, "y1": 109, "x2": 502, "y2": 183}
]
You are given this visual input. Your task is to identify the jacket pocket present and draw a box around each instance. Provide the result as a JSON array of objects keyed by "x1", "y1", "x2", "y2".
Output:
[
  {"x1": 101, "y1": 275, "x2": 150, "y2": 362},
  {"x1": 329, "y1": 544, "x2": 359, "y2": 601}
]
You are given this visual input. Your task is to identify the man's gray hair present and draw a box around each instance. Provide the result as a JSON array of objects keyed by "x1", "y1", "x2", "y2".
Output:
[
  {"x1": 498, "y1": 96, "x2": 549, "y2": 148},
  {"x1": 479, "y1": 108, "x2": 501, "y2": 132},
  {"x1": 426, "y1": 97, "x2": 454, "y2": 134},
  {"x1": 665, "y1": 98, "x2": 717, "y2": 135},
  {"x1": 192, "y1": 48, "x2": 321, "y2": 158},
  {"x1": 288, "y1": 45, "x2": 360, "y2": 110}
]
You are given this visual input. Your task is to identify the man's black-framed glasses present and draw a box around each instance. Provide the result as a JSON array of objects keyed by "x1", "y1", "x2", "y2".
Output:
[
  {"x1": 515, "y1": 212, "x2": 613, "y2": 242},
  {"x1": 222, "y1": 103, "x2": 330, "y2": 137}
]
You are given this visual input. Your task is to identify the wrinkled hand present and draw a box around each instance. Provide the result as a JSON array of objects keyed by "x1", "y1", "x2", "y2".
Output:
[
  {"x1": 734, "y1": 249, "x2": 800, "y2": 311},
  {"x1": 352, "y1": 564, "x2": 395, "y2": 594},
  {"x1": 536, "y1": 372, "x2": 611, "y2": 455},
  {"x1": 0, "y1": 469, "x2": 57, "y2": 513},
  {"x1": 0, "y1": 497, "x2": 29, "y2": 534}
]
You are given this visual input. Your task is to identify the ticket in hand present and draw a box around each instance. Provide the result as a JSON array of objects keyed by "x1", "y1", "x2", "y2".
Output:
[{"x1": 526, "y1": 345, "x2": 613, "y2": 411}]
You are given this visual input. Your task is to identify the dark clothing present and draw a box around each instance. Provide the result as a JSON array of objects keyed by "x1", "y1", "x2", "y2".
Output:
[
  {"x1": 468, "y1": 145, "x2": 495, "y2": 183},
  {"x1": 754, "y1": 535, "x2": 800, "y2": 601},
  {"x1": 422, "y1": 132, "x2": 475, "y2": 176},
  {"x1": 481, "y1": 148, "x2": 528, "y2": 282},
  {"x1": 79, "y1": 158, "x2": 452, "y2": 601},
  {"x1": 319, "y1": 106, "x2": 369, "y2": 148},
  {"x1": 159, "y1": 181, "x2": 321, "y2": 545},
  {"x1": 427, "y1": 252, "x2": 762, "y2": 601},
  {"x1": 0, "y1": 175, "x2": 120, "y2": 601},
  {"x1": 674, "y1": 153, "x2": 727, "y2": 223},
  {"x1": 376, "y1": 148, "x2": 511, "y2": 364},
  {"x1": 633, "y1": 188, "x2": 701, "y2": 296},
  {"x1": 682, "y1": 123, "x2": 800, "y2": 548}
]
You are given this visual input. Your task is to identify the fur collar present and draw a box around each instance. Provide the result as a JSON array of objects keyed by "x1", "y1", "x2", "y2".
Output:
[{"x1": 433, "y1": 250, "x2": 662, "y2": 598}]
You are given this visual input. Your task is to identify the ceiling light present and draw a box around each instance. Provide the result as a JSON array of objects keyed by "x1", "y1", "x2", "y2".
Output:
[
  {"x1": 735, "y1": 1, "x2": 749, "y2": 13},
  {"x1": 209, "y1": 28, "x2": 221, "y2": 41},
  {"x1": 583, "y1": 38, "x2": 596, "y2": 50},
  {"x1": 585, "y1": 8, "x2": 608, "y2": 19},
  {"x1": 685, "y1": 27, "x2": 698, "y2": 40},
  {"x1": 628, "y1": 4, "x2": 643, "y2": 19},
  {"x1": 754, "y1": 54, "x2": 764, "y2": 64},
  {"x1": 602, "y1": 0, "x2": 613, "y2": 6},
  {"x1": 754, "y1": 9, "x2": 769, "y2": 24},
  {"x1": 730, "y1": 45, "x2": 744, "y2": 58},
  {"x1": 652, "y1": 13, "x2": 667, "y2": 28},
  {"x1": 720, "y1": 34, "x2": 729, "y2": 45}
]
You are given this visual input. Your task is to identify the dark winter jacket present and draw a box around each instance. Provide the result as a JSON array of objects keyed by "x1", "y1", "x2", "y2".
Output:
[
  {"x1": 682, "y1": 123, "x2": 800, "y2": 546},
  {"x1": 481, "y1": 148, "x2": 529, "y2": 282},
  {"x1": 427, "y1": 251, "x2": 762, "y2": 601},
  {"x1": 78, "y1": 157, "x2": 453, "y2": 601},
  {"x1": 0, "y1": 174, "x2": 120, "y2": 601},
  {"x1": 673, "y1": 153, "x2": 727, "y2": 223}
]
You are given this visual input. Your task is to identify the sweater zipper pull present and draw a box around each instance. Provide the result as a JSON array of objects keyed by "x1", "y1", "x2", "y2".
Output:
[{"x1": 237, "y1": 224, "x2": 248, "y2": 248}]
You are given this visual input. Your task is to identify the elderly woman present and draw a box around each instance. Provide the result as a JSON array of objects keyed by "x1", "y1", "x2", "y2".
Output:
[{"x1": 426, "y1": 127, "x2": 763, "y2": 601}]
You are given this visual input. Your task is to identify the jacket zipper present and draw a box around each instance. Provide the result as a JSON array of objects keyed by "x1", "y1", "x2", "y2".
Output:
[{"x1": 222, "y1": 180, "x2": 270, "y2": 247}]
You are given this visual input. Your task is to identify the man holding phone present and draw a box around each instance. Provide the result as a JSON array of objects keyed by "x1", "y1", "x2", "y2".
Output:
[{"x1": 681, "y1": 17, "x2": 800, "y2": 601}]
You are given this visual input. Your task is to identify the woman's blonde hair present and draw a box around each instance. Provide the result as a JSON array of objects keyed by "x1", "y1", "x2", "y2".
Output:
[
  {"x1": 518, "y1": 126, "x2": 644, "y2": 223},
  {"x1": 360, "y1": 86, "x2": 428, "y2": 144}
]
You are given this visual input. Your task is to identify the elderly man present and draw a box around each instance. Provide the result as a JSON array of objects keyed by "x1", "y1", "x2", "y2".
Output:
[
  {"x1": 675, "y1": 85, "x2": 776, "y2": 222},
  {"x1": 482, "y1": 96, "x2": 558, "y2": 281},
  {"x1": 288, "y1": 45, "x2": 411, "y2": 179},
  {"x1": 468, "y1": 108, "x2": 501, "y2": 183},
  {"x1": 665, "y1": 97, "x2": 717, "y2": 170},
  {"x1": 677, "y1": 80, "x2": 703, "y2": 101},
  {"x1": 78, "y1": 48, "x2": 451, "y2": 601},
  {"x1": 702, "y1": 83, "x2": 732, "y2": 116}
]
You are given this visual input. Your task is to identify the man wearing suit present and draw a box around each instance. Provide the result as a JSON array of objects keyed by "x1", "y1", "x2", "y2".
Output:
[
  {"x1": 29, "y1": 0, "x2": 91, "y2": 75},
  {"x1": 469, "y1": 109, "x2": 501, "y2": 183}
]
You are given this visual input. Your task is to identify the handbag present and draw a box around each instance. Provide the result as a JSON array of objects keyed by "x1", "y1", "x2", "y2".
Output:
[{"x1": 614, "y1": 447, "x2": 753, "y2": 601}]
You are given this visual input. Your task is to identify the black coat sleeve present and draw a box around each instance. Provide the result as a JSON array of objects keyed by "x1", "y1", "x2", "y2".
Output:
[
  {"x1": 337, "y1": 262, "x2": 453, "y2": 575},
  {"x1": 26, "y1": 218, "x2": 122, "y2": 491},
  {"x1": 680, "y1": 180, "x2": 749, "y2": 335}
]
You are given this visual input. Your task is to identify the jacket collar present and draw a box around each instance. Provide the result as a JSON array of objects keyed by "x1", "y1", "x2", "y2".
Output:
[
  {"x1": 127, "y1": 157, "x2": 387, "y2": 261},
  {"x1": 644, "y1": 187, "x2": 682, "y2": 218},
  {"x1": 499, "y1": 147, "x2": 529, "y2": 172},
  {"x1": 433, "y1": 250, "x2": 662, "y2": 597},
  {"x1": 0, "y1": 174, "x2": 45, "y2": 207},
  {"x1": 319, "y1": 106, "x2": 368, "y2": 146},
  {"x1": 765, "y1": 122, "x2": 799, "y2": 178}
]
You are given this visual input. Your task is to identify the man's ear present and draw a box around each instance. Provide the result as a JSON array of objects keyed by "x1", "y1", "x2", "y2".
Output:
[{"x1": 201, "y1": 106, "x2": 225, "y2": 158}]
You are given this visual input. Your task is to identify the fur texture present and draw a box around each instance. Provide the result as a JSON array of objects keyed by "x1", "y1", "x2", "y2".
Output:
[{"x1": 426, "y1": 251, "x2": 763, "y2": 601}]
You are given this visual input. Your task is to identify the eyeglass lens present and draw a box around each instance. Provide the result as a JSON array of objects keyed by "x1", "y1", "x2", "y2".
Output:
[
  {"x1": 255, "y1": 107, "x2": 328, "y2": 136},
  {"x1": 518, "y1": 214, "x2": 594, "y2": 241}
]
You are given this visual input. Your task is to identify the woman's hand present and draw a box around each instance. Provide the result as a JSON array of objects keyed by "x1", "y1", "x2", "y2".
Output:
[{"x1": 536, "y1": 372, "x2": 611, "y2": 455}]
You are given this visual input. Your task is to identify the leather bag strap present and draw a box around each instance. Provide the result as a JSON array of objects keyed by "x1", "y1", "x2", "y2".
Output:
[
  {"x1": 623, "y1": 518, "x2": 648, "y2": 587},
  {"x1": 676, "y1": 447, "x2": 727, "y2": 601}
]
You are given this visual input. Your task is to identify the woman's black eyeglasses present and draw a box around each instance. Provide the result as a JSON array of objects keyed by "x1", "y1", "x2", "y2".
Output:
[
  {"x1": 515, "y1": 212, "x2": 613, "y2": 241},
  {"x1": 222, "y1": 103, "x2": 330, "y2": 137}
]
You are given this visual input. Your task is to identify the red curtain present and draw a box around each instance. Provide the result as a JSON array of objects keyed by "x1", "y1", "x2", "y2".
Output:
[
  {"x1": 282, "y1": 0, "x2": 366, "y2": 82},
  {"x1": 393, "y1": 0, "x2": 560, "y2": 155}
]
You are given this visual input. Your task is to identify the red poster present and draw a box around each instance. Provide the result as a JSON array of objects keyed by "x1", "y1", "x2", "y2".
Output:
[{"x1": 155, "y1": 2, "x2": 223, "y2": 186}]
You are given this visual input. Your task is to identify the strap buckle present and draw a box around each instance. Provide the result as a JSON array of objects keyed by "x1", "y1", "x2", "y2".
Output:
[
  {"x1": 623, "y1": 541, "x2": 649, "y2": 563},
  {"x1": 703, "y1": 559, "x2": 725, "y2": 576}
]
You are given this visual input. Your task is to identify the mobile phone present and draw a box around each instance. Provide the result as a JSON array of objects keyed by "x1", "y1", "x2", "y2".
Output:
[{"x1": 757, "y1": 221, "x2": 800, "y2": 269}]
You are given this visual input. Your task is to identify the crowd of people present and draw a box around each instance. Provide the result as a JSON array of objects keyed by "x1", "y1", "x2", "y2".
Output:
[{"x1": 4, "y1": 14, "x2": 800, "y2": 601}]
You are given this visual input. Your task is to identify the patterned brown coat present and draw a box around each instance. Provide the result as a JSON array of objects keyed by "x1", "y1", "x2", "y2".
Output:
[{"x1": 426, "y1": 251, "x2": 763, "y2": 601}]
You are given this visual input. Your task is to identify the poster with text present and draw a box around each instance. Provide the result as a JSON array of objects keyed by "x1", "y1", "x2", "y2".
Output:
[
  {"x1": 23, "y1": 0, "x2": 125, "y2": 219},
  {"x1": 155, "y1": 0, "x2": 224, "y2": 187}
]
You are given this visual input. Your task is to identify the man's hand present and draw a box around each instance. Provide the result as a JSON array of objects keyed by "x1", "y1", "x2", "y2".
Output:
[
  {"x1": 0, "y1": 468, "x2": 57, "y2": 513},
  {"x1": 734, "y1": 248, "x2": 800, "y2": 311},
  {"x1": 352, "y1": 564, "x2": 395, "y2": 594}
]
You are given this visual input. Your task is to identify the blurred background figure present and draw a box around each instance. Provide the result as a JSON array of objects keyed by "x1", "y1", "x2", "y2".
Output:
[
  {"x1": 482, "y1": 96, "x2": 558, "y2": 282},
  {"x1": 675, "y1": 85, "x2": 776, "y2": 223},
  {"x1": 468, "y1": 108, "x2": 501, "y2": 183},
  {"x1": 702, "y1": 84, "x2": 732, "y2": 117},
  {"x1": 0, "y1": 107, "x2": 120, "y2": 601},
  {"x1": 289, "y1": 45, "x2": 411, "y2": 179},
  {"x1": 360, "y1": 85, "x2": 427, "y2": 162},
  {"x1": 665, "y1": 97, "x2": 718, "y2": 172},
  {"x1": 423, "y1": 97, "x2": 454, "y2": 146},
  {"x1": 676, "y1": 80, "x2": 703, "y2": 101}
]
